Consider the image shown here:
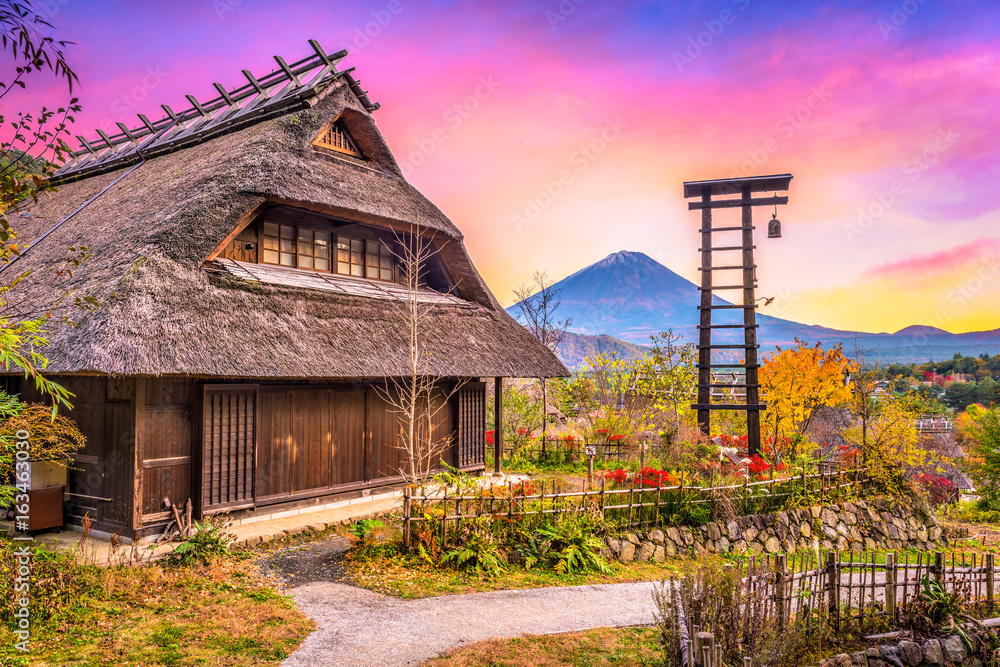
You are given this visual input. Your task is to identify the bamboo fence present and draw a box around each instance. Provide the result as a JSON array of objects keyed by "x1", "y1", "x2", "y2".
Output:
[
  {"x1": 402, "y1": 466, "x2": 871, "y2": 550},
  {"x1": 672, "y1": 550, "x2": 999, "y2": 665}
]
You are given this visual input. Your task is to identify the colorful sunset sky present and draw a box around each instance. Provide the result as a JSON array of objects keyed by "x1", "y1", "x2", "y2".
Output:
[{"x1": 17, "y1": 0, "x2": 1000, "y2": 334}]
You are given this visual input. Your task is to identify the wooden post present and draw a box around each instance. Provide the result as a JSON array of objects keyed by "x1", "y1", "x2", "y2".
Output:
[
  {"x1": 628, "y1": 472, "x2": 636, "y2": 528},
  {"x1": 694, "y1": 632, "x2": 715, "y2": 667},
  {"x1": 600, "y1": 476, "x2": 606, "y2": 521},
  {"x1": 494, "y1": 377, "x2": 503, "y2": 475},
  {"x1": 441, "y1": 485, "x2": 448, "y2": 546},
  {"x1": 587, "y1": 453, "x2": 594, "y2": 489},
  {"x1": 827, "y1": 551, "x2": 840, "y2": 633},
  {"x1": 986, "y1": 553, "x2": 995, "y2": 614},
  {"x1": 402, "y1": 486, "x2": 412, "y2": 550},
  {"x1": 696, "y1": 187, "x2": 713, "y2": 439},
  {"x1": 741, "y1": 183, "x2": 762, "y2": 458},
  {"x1": 885, "y1": 552, "x2": 897, "y2": 622},
  {"x1": 934, "y1": 551, "x2": 944, "y2": 584},
  {"x1": 775, "y1": 553, "x2": 787, "y2": 629}
]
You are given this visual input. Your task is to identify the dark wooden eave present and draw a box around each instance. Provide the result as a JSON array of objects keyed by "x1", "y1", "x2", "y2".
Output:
[{"x1": 682, "y1": 173, "x2": 793, "y2": 199}]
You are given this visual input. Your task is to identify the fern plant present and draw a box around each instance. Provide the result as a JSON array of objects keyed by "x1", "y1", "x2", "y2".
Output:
[
  {"x1": 441, "y1": 523, "x2": 507, "y2": 578},
  {"x1": 528, "y1": 517, "x2": 609, "y2": 575}
]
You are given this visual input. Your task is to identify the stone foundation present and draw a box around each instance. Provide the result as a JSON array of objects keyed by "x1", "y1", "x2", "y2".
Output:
[{"x1": 602, "y1": 497, "x2": 943, "y2": 563}]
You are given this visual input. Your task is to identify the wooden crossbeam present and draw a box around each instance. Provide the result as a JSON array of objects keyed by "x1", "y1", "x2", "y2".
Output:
[
  {"x1": 137, "y1": 114, "x2": 158, "y2": 133},
  {"x1": 115, "y1": 122, "x2": 138, "y2": 141},
  {"x1": 273, "y1": 55, "x2": 301, "y2": 86},
  {"x1": 688, "y1": 195, "x2": 788, "y2": 210},
  {"x1": 690, "y1": 404, "x2": 768, "y2": 411},
  {"x1": 700, "y1": 225, "x2": 754, "y2": 232},
  {"x1": 213, "y1": 82, "x2": 236, "y2": 106},
  {"x1": 697, "y1": 324, "x2": 758, "y2": 329}
]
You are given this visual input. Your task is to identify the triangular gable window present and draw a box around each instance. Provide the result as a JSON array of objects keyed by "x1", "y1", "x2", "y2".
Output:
[{"x1": 313, "y1": 120, "x2": 362, "y2": 157}]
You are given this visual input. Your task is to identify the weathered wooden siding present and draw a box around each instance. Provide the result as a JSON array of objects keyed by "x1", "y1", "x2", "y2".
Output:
[
  {"x1": 19, "y1": 376, "x2": 138, "y2": 533},
  {"x1": 138, "y1": 378, "x2": 195, "y2": 523},
  {"x1": 257, "y1": 385, "x2": 369, "y2": 503}
]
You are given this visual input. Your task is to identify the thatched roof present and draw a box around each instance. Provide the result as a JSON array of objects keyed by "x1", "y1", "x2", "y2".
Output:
[{"x1": 4, "y1": 48, "x2": 567, "y2": 380}]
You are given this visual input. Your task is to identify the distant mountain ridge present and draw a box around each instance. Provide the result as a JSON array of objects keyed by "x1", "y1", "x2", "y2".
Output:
[{"x1": 508, "y1": 251, "x2": 1000, "y2": 366}]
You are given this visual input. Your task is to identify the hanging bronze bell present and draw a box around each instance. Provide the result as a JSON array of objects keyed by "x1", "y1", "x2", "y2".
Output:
[{"x1": 768, "y1": 213, "x2": 782, "y2": 238}]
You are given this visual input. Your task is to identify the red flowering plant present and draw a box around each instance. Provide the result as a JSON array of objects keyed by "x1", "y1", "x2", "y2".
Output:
[
  {"x1": 511, "y1": 480, "x2": 537, "y2": 496},
  {"x1": 637, "y1": 467, "x2": 676, "y2": 488},
  {"x1": 836, "y1": 444, "x2": 861, "y2": 466},
  {"x1": 747, "y1": 455, "x2": 771, "y2": 479},
  {"x1": 485, "y1": 430, "x2": 494, "y2": 446},
  {"x1": 603, "y1": 469, "x2": 630, "y2": 488},
  {"x1": 915, "y1": 472, "x2": 957, "y2": 507}
]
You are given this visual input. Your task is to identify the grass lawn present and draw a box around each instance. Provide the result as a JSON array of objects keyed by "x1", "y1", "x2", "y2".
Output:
[
  {"x1": 0, "y1": 545, "x2": 313, "y2": 667},
  {"x1": 342, "y1": 542, "x2": 698, "y2": 599},
  {"x1": 422, "y1": 626, "x2": 662, "y2": 667}
]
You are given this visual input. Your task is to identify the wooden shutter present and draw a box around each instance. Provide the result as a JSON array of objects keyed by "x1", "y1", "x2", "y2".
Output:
[
  {"x1": 457, "y1": 382, "x2": 486, "y2": 469},
  {"x1": 202, "y1": 385, "x2": 256, "y2": 513}
]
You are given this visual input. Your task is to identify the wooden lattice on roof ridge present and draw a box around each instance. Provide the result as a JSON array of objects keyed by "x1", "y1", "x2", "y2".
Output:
[
  {"x1": 52, "y1": 39, "x2": 379, "y2": 184},
  {"x1": 313, "y1": 120, "x2": 362, "y2": 157}
]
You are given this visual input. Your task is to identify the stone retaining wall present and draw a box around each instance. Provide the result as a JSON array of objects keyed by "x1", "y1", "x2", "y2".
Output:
[
  {"x1": 828, "y1": 633, "x2": 992, "y2": 666},
  {"x1": 602, "y1": 497, "x2": 943, "y2": 563}
]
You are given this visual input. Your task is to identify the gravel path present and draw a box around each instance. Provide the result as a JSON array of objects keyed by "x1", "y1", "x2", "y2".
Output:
[{"x1": 282, "y1": 580, "x2": 660, "y2": 667}]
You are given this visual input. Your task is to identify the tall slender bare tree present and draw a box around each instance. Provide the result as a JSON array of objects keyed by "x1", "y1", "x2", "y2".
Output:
[
  {"x1": 512, "y1": 271, "x2": 571, "y2": 455},
  {"x1": 378, "y1": 223, "x2": 463, "y2": 485}
]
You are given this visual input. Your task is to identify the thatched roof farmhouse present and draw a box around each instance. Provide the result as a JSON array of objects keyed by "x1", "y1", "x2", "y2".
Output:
[{"x1": 5, "y1": 42, "x2": 566, "y2": 537}]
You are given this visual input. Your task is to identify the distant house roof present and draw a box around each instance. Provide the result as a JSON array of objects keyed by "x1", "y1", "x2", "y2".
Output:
[{"x1": 5, "y1": 42, "x2": 568, "y2": 380}]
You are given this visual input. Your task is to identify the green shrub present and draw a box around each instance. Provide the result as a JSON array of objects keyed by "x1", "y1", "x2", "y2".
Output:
[
  {"x1": 165, "y1": 516, "x2": 235, "y2": 566},
  {"x1": 348, "y1": 518, "x2": 385, "y2": 541}
]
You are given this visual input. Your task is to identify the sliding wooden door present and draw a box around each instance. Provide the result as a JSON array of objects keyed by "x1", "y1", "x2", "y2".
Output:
[{"x1": 201, "y1": 385, "x2": 257, "y2": 514}]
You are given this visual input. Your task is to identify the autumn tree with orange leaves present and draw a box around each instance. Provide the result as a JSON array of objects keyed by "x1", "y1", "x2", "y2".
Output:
[{"x1": 759, "y1": 340, "x2": 853, "y2": 461}]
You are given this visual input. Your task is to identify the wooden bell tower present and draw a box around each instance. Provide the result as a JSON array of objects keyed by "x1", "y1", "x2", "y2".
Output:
[{"x1": 682, "y1": 174, "x2": 792, "y2": 457}]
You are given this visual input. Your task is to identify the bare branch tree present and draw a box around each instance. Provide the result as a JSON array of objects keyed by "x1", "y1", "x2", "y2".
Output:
[
  {"x1": 512, "y1": 271, "x2": 572, "y2": 454},
  {"x1": 377, "y1": 222, "x2": 464, "y2": 485}
]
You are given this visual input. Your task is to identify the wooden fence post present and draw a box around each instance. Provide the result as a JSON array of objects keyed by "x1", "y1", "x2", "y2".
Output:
[
  {"x1": 885, "y1": 552, "x2": 897, "y2": 622},
  {"x1": 986, "y1": 553, "x2": 995, "y2": 614},
  {"x1": 441, "y1": 485, "x2": 448, "y2": 547},
  {"x1": 934, "y1": 551, "x2": 944, "y2": 584},
  {"x1": 600, "y1": 477, "x2": 606, "y2": 521},
  {"x1": 827, "y1": 551, "x2": 841, "y2": 633},
  {"x1": 402, "y1": 486, "x2": 412, "y2": 550},
  {"x1": 775, "y1": 554, "x2": 787, "y2": 628},
  {"x1": 695, "y1": 632, "x2": 715, "y2": 667}
]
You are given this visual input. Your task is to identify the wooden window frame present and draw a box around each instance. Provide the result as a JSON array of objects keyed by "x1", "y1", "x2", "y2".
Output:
[{"x1": 257, "y1": 219, "x2": 399, "y2": 284}]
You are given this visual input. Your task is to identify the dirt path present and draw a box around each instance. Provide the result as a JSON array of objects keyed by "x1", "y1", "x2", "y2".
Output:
[{"x1": 269, "y1": 536, "x2": 659, "y2": 667}]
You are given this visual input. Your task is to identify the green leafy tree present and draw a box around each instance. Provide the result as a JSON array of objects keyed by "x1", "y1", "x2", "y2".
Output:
[
  {"x1": 0, "y1": 0, "x2": 93, "y2": 409},
  {"x1": 646, "y1": 330, "x2": 697, "y2": 438},
  {"x1": 960, "y1": 405, "x2": 1000, "y2": 509}
]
